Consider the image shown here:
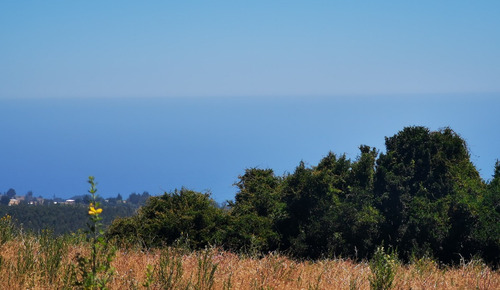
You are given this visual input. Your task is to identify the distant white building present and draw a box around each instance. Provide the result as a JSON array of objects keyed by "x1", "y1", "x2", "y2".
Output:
[{"x1": 8, "y1": 198, "x2": 20, "y2": 206}]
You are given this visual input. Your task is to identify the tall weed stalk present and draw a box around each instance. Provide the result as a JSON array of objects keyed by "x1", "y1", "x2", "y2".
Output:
[
  {"x1": 15, "y1": 235, "x2": 37, "y2": 286},
  {"x1": 194, "y1": 248, "x2": 218, "y2": 290},
  {"x1": 153, "y1": 247, "x2": 185, "y2": 289},
  {"x1": 72, "y1": 176, "x2": 116, "y2": 289},
  {"x1": 39, "y1": 229, "x2": 67, "y2": 284}
]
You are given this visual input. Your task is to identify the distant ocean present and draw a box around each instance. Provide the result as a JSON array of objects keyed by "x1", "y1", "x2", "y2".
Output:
[{"x1": 1, "y1": 95, "x2": 499, "y2": 202}]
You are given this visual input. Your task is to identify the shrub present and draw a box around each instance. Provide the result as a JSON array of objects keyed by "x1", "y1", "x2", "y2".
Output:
[{"x1": 369, "y1": 246, "x2": 397, "y2": 290}]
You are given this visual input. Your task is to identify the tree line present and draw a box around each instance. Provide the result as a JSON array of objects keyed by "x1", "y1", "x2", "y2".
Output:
[
  {"x1": 0, "y1": 203, "x2": 137, "y2": 235},
  {"x1": 107, "y1": 126, "x2": 500, "y2": 266},
  {"x1": 0, "y1": 192, "x2": 152, "y2": 234}
]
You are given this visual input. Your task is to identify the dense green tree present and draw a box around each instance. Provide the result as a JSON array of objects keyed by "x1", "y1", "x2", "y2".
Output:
[
  {"x1": 102, "y1": 126, "x2": 498, "y2": 265},
  {"x1": 107, "y1": 188, "x2": 227, "y2": 249},
  {"x1": 231, "y1": 168, "x2": 283, "y2": 217},
  {"x1": 341, "y1": 146, "x2": 382, "y2": 259},
  {"x1": 278, "y1": 154, "x2": 354, "y2": 258},
  {"x1": 226, "y1": 168, "x2": 284, "y2": 252},
  {"x1": 276, "y1": 148, "x2": 382, "y2": 259},
  {"x1": 374, "y1": 127, "x2": 487, "y2": 263},
  {"x1": 278, "y1": 160, "x2": 323, "y2": 257},
  {"x1": 475, "y1": 160, "x2": 500, "y2": 265},
  {"x1": 0, "y1": 196, "x2": 10, "y2": 205}
]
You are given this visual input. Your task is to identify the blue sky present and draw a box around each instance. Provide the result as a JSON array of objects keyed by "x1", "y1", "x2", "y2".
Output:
[{"x1": 1, "y1": 2, "x2": 499, "y2": 202}]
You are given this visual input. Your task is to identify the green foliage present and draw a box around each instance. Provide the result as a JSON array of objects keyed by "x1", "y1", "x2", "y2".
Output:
[
  {"x1": 0, "y1": 214, "x2": 15, "y2": 245},
  {"x1": 107, "y1": 188, "x2": 227, "y2": 249},
  {"x1": 15, "y1": 236, "x2": 37, "y2": 281},
  {"x1": 0, "y1": 225, "x2": 79, "y2": 287},
  {"x1": 152, "y1": 247, "x2": 185, "y2": 289},
  {"x1": 373, "y1": 127, "x2": 493, "y2": 264},
  {"x1": 104, "y1": 126, "x2": 499, "y2": 266},
  {"x1": 475, "y1": 160, "x2": 500, "y2": 266},
  {"x1": 0, "y1": 203, "x2": 137, "y2": 235},
  {"x1": 0, "y1": 196, "x2": 10, "y2": 206},
  {"x1": 232, "y1": 168, "x2": 283, "y2": 217},
  {"x1": 278, "y1": 149, "x2": 381, "y2": 259},
  {"x1": 369, "y1": 246, "x2": 397, "y2": 290},
  {"x1": 0, "y1": 124, "x2": 497, "y2": 288},
  {"x1": 278, "y1": 156, "x2": 350, "y2": 258},
  {"x1": 39, "y1": 229, "x2": 67, "y2": 284},
  {"x1": 194, "y1": 248, "x2": 219, "y2": 290},
  {"x1": 226, "y1": 168, "x2": 283, "y2": 253},
  {"x1": 72, "y1": 176, "x2": 116, "y2": 289}
]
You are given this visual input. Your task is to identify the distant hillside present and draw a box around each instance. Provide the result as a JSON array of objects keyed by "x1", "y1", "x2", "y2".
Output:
[{"x1": 0, "y1": 203, "x2": 138, "y2": 235}]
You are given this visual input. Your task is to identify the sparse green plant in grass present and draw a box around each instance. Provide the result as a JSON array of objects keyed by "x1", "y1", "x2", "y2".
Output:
[
  {"x1": 73, "y1": 176, "x2": 116, "y2": 289},
  {"x1": 307, "y1": 268, "x2": 324, "y2": 290},
  {"x1": 411, "y1": 254, "x2": 437, "y2": 277},
  {"x1": 194, "y1": 248, "x2": 219, "y2": 290},
  {"x1": 39, "y1": 229, "x2": 67, "y2": 284},
  {"x1": 0, "y1": 214, "x2": 15, "y2": 245},
  {"x1": 369, "y1": 246, "x2": 397, "y2": 290},
  {"x1": 0, "y1": 214, "x2": 14, "y2": 276},
  {"x1": 142, "y1": 264, "x2": 154, "y2": 289},
  {"x1": 15, "y1": 235, "x2": 36, "y2": 286},
  {"x1": 154, "y1": 247, "x2": 185, "y2": 289},
  {"x1": 222, "y1": 271, "x2": 232, "y2": 290}
]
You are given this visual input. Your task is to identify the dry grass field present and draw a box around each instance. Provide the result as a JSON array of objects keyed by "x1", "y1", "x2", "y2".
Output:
[{"x1": 1, "y1": 237, "x2": 499, "y2": 290}]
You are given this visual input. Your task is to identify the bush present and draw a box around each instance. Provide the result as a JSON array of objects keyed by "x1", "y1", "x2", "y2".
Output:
[
  {"x1": 107, "y1": 188, "x2": 227, "y2": 249},
  {"x1": 369, "y1": 246, "x2": 398, "y2": 290}
]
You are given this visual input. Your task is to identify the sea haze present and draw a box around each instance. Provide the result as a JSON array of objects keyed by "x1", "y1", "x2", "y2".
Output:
[{"x1": 1, "y1": 95, "x2": 499, "y2": 202}]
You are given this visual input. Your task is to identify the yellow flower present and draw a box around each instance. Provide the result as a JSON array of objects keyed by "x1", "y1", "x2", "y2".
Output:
[{"x1": 89, "y1": 206, "x2": 103, "y2": 215}]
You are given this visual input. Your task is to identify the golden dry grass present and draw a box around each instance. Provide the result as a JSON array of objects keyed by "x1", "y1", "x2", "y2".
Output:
[{"x1": 1, "y1": 239, "x2": 499, "y2": 289}]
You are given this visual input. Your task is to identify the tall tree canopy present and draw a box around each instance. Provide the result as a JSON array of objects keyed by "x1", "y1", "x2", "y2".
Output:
[
  {"x1": 374, "y1": 127, "x2": 488, "y2": 262},
  {"x1": 106, "y1": 126, "x2": 499, "y2": 266}
]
